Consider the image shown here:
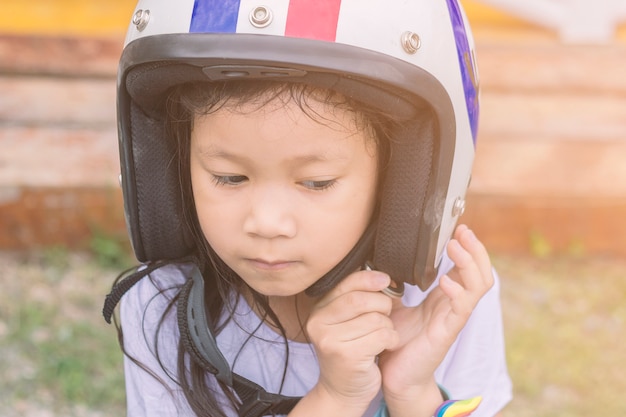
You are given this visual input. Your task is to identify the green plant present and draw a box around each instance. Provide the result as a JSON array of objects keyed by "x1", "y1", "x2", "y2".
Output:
[
  {"x1": 0, "y1": 251, "x2": 127, "y2": 415},
  {"x1": 2, "y1": 302, "x2": 126, "y2": 412},
  {"x1": 89, "y1": 230, "x2": 133, "y2": 270},
  {"x1": 494, "y1": 254, "x2": 626, "y2": 417},
  {"x1": 41, "y1": 245, "x2": 70, "y2": 271}
]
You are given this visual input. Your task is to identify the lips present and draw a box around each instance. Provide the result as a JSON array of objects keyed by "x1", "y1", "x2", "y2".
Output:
[{"x1": 247, "y1": 258, "x2": 296, "y2": 271}]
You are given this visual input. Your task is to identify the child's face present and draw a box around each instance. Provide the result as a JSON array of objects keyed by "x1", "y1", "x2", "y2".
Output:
[{"x1": 190, "y1": 95, "x2": 379, "y2": 297}]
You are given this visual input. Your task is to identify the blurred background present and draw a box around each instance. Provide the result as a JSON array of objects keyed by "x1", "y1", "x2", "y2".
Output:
[{"x1": 0, "y1": 1, "x2": 624, "y2": 416}]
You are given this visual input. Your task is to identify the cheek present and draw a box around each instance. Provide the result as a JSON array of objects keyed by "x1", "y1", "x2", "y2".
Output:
[
  {"x1": 357, "y1": 148, "x2": 380, "y2": 219},
  {"x1": 190, "y1": 169, "x2": 229, "y2": 247},
  {"x1": 327, "y1": 154, "x2": 379, "y2": 241},
  {"x1": 193, "y1": 199, "x2": 236, "y2": 259}
]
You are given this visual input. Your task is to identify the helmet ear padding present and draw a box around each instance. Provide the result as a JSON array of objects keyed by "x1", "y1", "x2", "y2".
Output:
[
  {"x1": 374, "y1": 112, "x2": 440, "y2": 289},
  {"x1": 123, "y1": 101, "x2": 194, "y2": 262}
]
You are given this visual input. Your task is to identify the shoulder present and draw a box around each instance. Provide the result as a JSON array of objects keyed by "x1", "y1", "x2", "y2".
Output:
[
  {"x1": 128, "y1": 262, "x2": 192, "y2": 295},
  {"x1": 120, "y1": 263, "x2": 191, "y2": 318},
  {"x1": 119, "y1": 263, "x2": 192, "y2": 361},
  {"x1": 118, "y1": 263, "x2": 198, "y2": 416}
]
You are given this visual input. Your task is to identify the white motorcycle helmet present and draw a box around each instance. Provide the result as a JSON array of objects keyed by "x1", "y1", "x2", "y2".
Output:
[{"x1": 117, "y1": 0, "x2": 480, "y2": 292}]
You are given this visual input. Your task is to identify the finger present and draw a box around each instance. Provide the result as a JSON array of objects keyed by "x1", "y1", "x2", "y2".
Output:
[
  {"x1": 332, "y1": 312, "x2": 396, "y2": 344},
  {"x1": 353, "y1": 324, "x2": 400, "y2": 355},
  {"x1": 438, "y1": 273, "x2": 475, "y2": 319},
  {"x1": 453, "y1": 223, "x2": 470, "y2": 238},
  {"x1": 315, "y1": 290, "x2": 394, "y2": 325},
  {"x1": 316, "y1": 269, "x2": 391, "y2": 309},
  {"x1": 455, "y1": 226, "x2": 494, "y2": 289},
  {"x1": 448, "y1": 227, "x2": 493, "y2": 292},
  {"x1": 315, "y1": 313, "x2": 399, "y2": 356},
  {"x1": 445, "y1": 238, "x2": 485, "y2": 294}
]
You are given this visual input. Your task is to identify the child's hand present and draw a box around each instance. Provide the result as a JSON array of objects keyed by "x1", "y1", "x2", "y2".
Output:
[
  {"x1": 378, "y1": 225, "x2": 494, "y2": 414},
  {"x1": 305, "y1": 268, "x2": 399, "y2": 412}
]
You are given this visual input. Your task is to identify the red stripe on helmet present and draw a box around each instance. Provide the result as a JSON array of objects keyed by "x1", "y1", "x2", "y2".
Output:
[{"x1": 285, "y1": 0, "x2": 342, "y2": 41}]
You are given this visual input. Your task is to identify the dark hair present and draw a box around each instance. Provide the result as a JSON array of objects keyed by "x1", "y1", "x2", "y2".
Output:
[{"x1": 121, "y1": 80, "x2": 397, "y2": 416}]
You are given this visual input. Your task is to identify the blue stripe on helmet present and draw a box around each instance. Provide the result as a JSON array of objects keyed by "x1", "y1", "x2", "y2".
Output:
[
  {"x1": 446, "y1": 0, "x2": 480, "y2": 144},
  {"x1": 190, "y1": 0, "x2": 241, "y2": 33}
]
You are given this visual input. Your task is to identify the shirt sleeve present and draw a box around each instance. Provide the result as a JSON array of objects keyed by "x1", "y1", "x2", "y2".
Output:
[{"x1": 119, "y1": 266, "x2": 197, "y2": 417}]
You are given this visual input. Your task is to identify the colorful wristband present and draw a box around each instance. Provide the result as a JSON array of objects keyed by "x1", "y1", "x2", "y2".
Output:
[
  {"x1": 434, "y1": 396, "x2": 482, "y2": 417},
  {"x1": 373, "y1": 392, "x2": 481, "y2": 417}
]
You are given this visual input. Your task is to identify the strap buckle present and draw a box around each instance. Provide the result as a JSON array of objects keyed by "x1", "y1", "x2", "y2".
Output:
[{"x1": 238, "y1": 390, "x2": 279, "y2": 417}]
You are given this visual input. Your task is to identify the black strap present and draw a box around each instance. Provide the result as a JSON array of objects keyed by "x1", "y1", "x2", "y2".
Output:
[
  {"x1": 104, "y1": 260, "x2": 302, "y2": 416},
  {"x1": 233, "y1": 374, "x2": 301, "y2": 417},
  {"x1": 178, "y1": 265, "x2": 302, "y2": 417},
  {"x1": 102, "y1": 256, "x2": 197, "y2": 324},
  {"x1": 102, "y1": 261, "x2": 166, "y2": 323},
  {"x1": 179, "y1": 266, "x2": 232, "y2": 385}
]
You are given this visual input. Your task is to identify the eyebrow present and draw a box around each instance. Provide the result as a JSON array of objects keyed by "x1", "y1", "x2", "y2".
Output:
[{"x1": 196, "y1": 147, "x2": 350, "y2": 164}]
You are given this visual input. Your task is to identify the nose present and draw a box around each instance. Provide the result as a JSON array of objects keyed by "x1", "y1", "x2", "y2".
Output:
[{"x1": 243, "y1": 185, "x2": 297, "y2": 239}]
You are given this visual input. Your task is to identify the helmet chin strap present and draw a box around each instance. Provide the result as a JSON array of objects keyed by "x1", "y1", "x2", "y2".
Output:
[
  {"x1": 178, "y1": 220, "x2": 378, "y2": 416},
  {"x1": 178, "y1": 266, "x2": 301, "y2": 417}
]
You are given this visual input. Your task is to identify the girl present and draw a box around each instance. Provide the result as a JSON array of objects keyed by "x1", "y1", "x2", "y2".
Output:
[{"x1": 104, "y1": 1, "x2": 512, "y2": 416}]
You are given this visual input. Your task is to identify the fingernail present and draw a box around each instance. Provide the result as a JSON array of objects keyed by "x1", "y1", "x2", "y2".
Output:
[
  {"x1": 381, "y1": 279, "x2": 404, "y2": 298},
  {"x1": 466, "y1": 229, "x2": 477, "y2": 242},
  {"x1": 363, "y1": 263, "x2": 388, "y2": 283},
  {"x1": 449, "y1": 239, "x2": 461, "y2": 251},
  {"x1": 373, "y1": 271, "x2": 390, "y2": 286}
]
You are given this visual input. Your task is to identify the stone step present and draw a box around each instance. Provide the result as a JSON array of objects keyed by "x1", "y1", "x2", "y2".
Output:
[{"x1": 1, "y1": 35, "x2": 625, "y2": 257}]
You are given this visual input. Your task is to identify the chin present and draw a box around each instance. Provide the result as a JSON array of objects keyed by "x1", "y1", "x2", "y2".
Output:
[
  {"x1": 255, "y1": 287, "x2": 305, "y2": 298},
  {"x1": 247, "y1": 280, "x2": 311, "y2": 298}
]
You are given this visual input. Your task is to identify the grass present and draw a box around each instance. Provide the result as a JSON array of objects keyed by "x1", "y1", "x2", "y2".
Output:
[
  {"x1": 493, "y1": 254, "x2": 626, "y2": 417},
  {"x1": 0, "y1": 250, "x2": 127, "y2": 417},
  {"x1": 0, "y1": 249, "x2": 624, "y2": 416}
]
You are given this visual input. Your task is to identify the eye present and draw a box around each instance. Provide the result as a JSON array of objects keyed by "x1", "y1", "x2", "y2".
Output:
[
  {"x1": 211, "y1": 175, "x2": 248, "y2": 186},
  {"x1": 300, "y1": 179, "x2": 337, "y2": 191}
]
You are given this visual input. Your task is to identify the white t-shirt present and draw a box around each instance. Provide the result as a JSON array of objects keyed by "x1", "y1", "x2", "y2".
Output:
[{"x1": 120, "y1": 259, "x2": 512, "y2": 417}]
